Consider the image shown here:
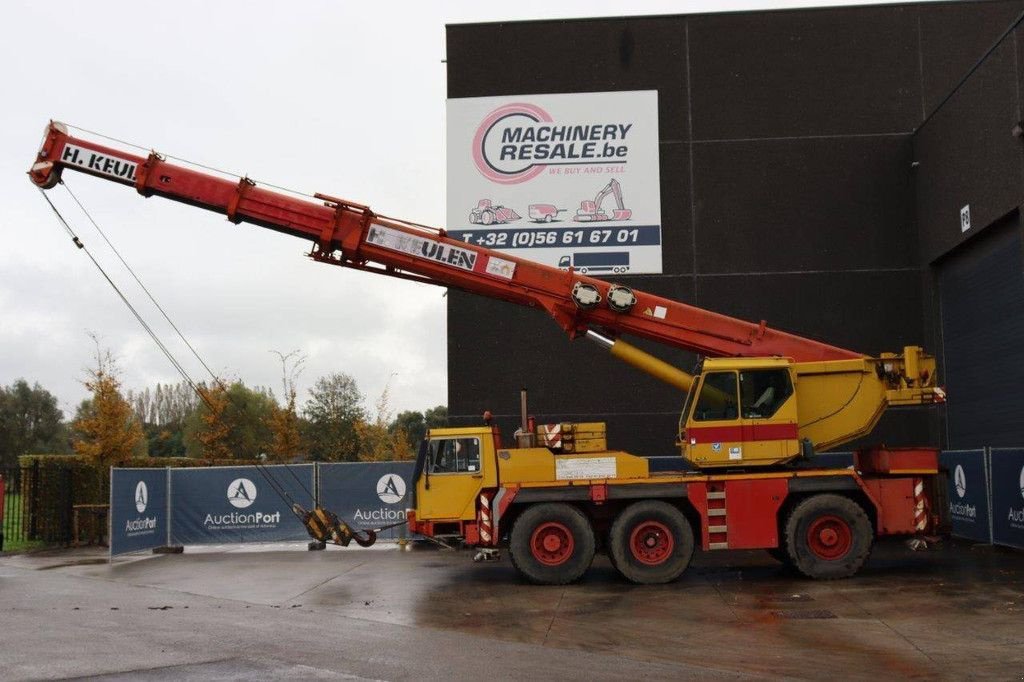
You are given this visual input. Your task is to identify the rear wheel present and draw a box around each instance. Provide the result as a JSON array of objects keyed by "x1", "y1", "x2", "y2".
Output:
[
  {"x1": 509, "y1": 503, "x2": 595, "y2": 585},
  {"x1": 784, "y1": 494, "x2": 872, "y2": 579},
  {"x1": 609, "y1": 501, "x2": 694, "y2": 584}
]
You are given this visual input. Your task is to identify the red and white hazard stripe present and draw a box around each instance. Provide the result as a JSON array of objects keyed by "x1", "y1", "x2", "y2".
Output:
[
  {"x1": 913, "y1": 478, "x2": 928, "y2": 531},
  {"x1": 479, "y1": 493, "x2": 493, "y2": 545},
  {"x1": 542, "y1": 423, "x2": 562, "y2": 449}
]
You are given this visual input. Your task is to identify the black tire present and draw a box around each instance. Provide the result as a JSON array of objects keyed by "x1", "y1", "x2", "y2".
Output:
[
  {"x1": 766, "y1": 547, "x2": 792, "y2": 565},
  {"x1": 508, "y1": 503, "x2": 595, "y2": 585},
  {"x1": 784, "y1": 494, "x2": 872, "y2": 580},
  {"x1": 608, "y1": 501, "x2": 694, "y2": 584}
]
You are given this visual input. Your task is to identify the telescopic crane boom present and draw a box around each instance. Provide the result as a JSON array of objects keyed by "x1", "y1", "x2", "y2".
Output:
[{"x1": 29, "y1": 122, "x2": 943, "y2": 465}]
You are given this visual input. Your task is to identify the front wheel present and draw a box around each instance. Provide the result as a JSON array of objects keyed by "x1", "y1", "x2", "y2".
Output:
[
  {"x1": 608, "y1": 501, "x2": 694, "y2": 584},
  {"x1": 509, "y1": 503, "x2": 595, "y2": 585},
  {"x1": 784, "y1": 494, "x2": 872, "y2": 579}
]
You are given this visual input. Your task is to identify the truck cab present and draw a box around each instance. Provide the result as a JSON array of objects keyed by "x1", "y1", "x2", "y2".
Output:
[
  {"x1": 679, "y1": 357, "x2": 803, "y2": 468},
  {"x1": 410, "y1": 427, "x2": 497, "y2": 539}
]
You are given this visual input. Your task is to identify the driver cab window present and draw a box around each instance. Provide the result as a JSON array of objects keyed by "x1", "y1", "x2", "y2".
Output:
[
  {"x1": 428, "y1": 437, "x2": 481, "y2": 474},
  {"x1": 692, "y1": 371, "x2": 739, "y2": 421},
  {"x1": 740, "y1": 369, "x2": 793, "y2": 419}
]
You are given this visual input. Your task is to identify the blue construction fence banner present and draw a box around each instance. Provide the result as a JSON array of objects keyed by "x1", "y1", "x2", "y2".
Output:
[
  {"x1": 110, "y1": 468, "x2": 169, "y2": 556},
  {"x1": 318, "y1": 462, "x2": 414, "y2": 540},
  {"x1": 940, "y1": 449, "x2": 991, "y2": 543},
  {"x1": 170, "y1": 465, "x2": 315, "y2": 545},
  {"x1": 989, "y1": 448, "x2": 1024, "y2": 550}
]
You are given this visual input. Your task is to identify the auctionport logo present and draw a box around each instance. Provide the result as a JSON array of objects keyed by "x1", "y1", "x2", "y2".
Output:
[
  {"x1": 954, "y1": 465, "x2": 967, "y2": 499},
  {"x1": 227, "y1": 478, "x2": 257, "y2": 509},
  {"x1": 135, "y1": 481, "x2": 148, "y2": 513},
  {"x1": 472, "y1": 103, "x2": 634, "y2": 185},
  {"x1": 377, "y1": 474, "x2": 406, "y2": 504}
]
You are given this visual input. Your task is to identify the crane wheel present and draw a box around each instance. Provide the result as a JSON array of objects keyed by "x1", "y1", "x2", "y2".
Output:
[
  {"x1": 784, "y1": 494, "x2": 872, "y2": 580},
  {"x1": 608, "y1": 501, "x2": 694, "y2": 584},
  {"x1": 508, "y1": 503, "x2": 595, "y2": 585}
]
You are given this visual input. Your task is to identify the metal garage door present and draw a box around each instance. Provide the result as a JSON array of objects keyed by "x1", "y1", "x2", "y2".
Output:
[{"x1": 938, "y1": 215, "x2": 1024, "y2": 448}]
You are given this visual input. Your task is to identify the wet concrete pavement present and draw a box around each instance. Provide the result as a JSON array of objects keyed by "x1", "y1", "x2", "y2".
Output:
[{"x1": 1, "y1": 539, "x2": 1022, "y2": 680}]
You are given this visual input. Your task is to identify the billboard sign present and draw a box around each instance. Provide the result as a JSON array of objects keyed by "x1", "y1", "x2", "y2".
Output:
[
  {"x1": 170, "y1": 465, "x2": 313, "y2": 544},
  {"x1": 939, "y1": 449, "x2": 991, "y2": 543},
  {"x1": 318, "y1": 462, "x2": 415, "y2": 540},
  {"x1": 446, "y1": 91, "x2": 662, "y2": 274},
  {"x1": 989, "y1": 448, "x2": 1024, "y2": 549},
  {"x1": 110, "y1": 468, "x2": 168, "y2": 556}
]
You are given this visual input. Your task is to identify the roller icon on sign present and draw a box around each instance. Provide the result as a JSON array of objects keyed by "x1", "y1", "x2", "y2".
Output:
[{"x1": 469, "y1": 199, "x2": 520, "y2": 225}]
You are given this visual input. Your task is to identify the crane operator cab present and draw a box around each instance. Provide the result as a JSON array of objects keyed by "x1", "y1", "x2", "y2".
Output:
[{"x1": 679, "y1": 358, "x2": 802, "y2": 468}]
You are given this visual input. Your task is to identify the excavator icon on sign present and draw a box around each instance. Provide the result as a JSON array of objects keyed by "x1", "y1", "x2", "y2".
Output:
[{"x1": 574, "y1": 179, "x2": 632, "y2": 222}]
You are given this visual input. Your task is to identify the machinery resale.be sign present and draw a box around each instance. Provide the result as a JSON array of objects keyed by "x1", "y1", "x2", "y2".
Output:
[
  {"x1": 446, "y1": 91, "x2": 662, "y2": 274},
  {"x1": 110, "y1": 468, "x2": 168, "y2": 556}
]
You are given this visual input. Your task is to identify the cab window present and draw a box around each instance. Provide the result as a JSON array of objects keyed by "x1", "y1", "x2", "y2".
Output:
[
  {"x1": 427, "y1": 437, "x2": 481, "y2": 473},
  {"x1": 692, "y1": 371, "x2": 739, "y2": 421},
  {"x1": 740, "y1": 369, "x2": 793, "y2": 419}
]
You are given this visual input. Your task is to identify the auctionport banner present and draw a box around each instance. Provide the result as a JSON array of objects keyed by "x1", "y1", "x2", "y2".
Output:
[
  {"x1": 940, "y1": 449, "x2": 991, "y2": 543},
  {"x1": 989, "y1": 448, "x2": 1024, "y2": 549},
  {"x1": 446, "y1": 90, "x2": 662, "y2": 274},
  {"x1": 170, "y1": 465, "x2": 313, "y2": 545},
  {"x1": 110, "y1": 468, "x2": 169, "y2": 556},
  {"x1": 318, "y1": 462, "x2": 414, "y2": 541}
]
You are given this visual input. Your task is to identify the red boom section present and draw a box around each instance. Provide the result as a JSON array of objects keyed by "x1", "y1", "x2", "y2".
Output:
[{"x1": 29, "y1": 123, "x2": 862, "y2": 362}]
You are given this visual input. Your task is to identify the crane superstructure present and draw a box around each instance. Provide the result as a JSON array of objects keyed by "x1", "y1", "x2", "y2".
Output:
[{"x1": 30, "y1": 122, "x2": 947, "y2": 584}]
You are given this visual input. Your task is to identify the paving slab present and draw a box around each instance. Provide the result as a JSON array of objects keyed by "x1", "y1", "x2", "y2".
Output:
[{"x1": 1, "y1": 539, "x2": 1022, "y2": 680}]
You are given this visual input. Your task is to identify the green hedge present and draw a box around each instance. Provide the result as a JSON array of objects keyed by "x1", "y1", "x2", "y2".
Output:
[{"x1": 17, "y1": 454, "x2": 263, "y2": 544}]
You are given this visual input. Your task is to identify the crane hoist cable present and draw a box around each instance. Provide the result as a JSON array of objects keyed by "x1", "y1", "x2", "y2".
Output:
[{"x1": 36, "y1": 185, "x2": 317, "y2": 514}]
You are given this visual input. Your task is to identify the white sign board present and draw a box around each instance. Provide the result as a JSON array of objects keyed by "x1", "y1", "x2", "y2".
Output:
[
  {"x1": 446, "y1": 91, "x2": 662, "y2": 274},
  {"x1": 555, "y1": 456, "x2": 618, "y2": 481}
]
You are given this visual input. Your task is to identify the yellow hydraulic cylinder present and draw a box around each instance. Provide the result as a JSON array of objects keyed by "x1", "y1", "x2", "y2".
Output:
[{"x1": 586, "y1": 330, "x2": 694, "y2": 392}]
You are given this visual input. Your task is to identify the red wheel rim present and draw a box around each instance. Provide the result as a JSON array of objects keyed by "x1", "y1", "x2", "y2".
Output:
[
  {"x1": 806, "y1": 515, "x2": 852, "y2": 560},
  {"x1": 530, "y1": 522, "x2": 574, "y2": 566},
  {"x1": 629, "y1": 520, "x2": 674, "y2": 566}
]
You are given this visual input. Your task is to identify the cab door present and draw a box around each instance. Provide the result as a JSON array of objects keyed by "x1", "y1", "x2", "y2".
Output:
[
  {"x1": 738, "y1": 368, "x2": 800, "y2": 466},
  {"x1": 415, "y1": 436, "x2": 486, "y2": 521},
  {"x1": 683, "y1": 371, "x2": 744, "y2": 467}
]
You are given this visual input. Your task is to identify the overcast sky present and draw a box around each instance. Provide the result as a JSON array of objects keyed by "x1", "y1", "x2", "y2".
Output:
[{"x1": 0, "y1": 0, "x2": 934, "y2": 421}]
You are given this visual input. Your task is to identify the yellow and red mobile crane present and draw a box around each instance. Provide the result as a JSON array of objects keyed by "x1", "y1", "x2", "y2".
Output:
[{"x1": 30, "y1": 122, "x2": 947, "y2": 584}]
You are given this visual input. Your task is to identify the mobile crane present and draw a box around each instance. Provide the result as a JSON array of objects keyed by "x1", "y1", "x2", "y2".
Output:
[{"x1": 30, "y1": 121, "x2": 947, "y2": 585}]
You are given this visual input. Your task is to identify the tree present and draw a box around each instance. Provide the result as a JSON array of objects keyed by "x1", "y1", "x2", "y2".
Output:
[
  {"x1": 184, "y1": 381, "x2": 276, "y2": 459},
  {"x1": 266, "y1": 350, "x2": 306, "y2": 462},
  {"x1": 356, "y1": 381, "x2": 413, "y2": 461},
  {"x1": 0, "y1": 380, "x2": 68, "y2": 467},
  {"x1": 303, "y1": 373, "x2": 365, "y2": 461},
  {"x1": 72, "y1": 347, "x2": 146, "y2": 466},
  {"x1": 126, "y1": 381, "x2": 200, "y2": 457},
  {"x1": 389, "y1": 404, "x2": 448, "y2": 453}
]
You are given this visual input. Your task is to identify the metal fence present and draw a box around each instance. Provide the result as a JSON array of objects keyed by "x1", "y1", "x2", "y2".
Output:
[
  {"x1": 0, "y1": 463, "x2": 74, "y2": 550},
  {"x1": 1, "y1": 467, "x2": 25, "y2": 551}
]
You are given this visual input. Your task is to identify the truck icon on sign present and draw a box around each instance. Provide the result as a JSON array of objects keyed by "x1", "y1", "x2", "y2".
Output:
[{"x1": 558, "y1": 251, "x2": 630, "y2": 274}]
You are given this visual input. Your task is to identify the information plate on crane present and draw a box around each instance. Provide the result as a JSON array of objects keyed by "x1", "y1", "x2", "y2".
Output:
[{"x1": 447, "y1": 91, "x2": 662, "y2": 274}]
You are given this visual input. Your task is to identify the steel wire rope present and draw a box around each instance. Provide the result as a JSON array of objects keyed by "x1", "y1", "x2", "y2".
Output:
[
  {"x1": 37, "y1": 188, "x2": 313, "y2": 509},
  {"x1": 64, "y1": 122, "x2": 448, "y2": 236},
  {"x1": 63, "y1": 123, "x2": 317, "y2": 200}
]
